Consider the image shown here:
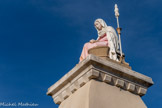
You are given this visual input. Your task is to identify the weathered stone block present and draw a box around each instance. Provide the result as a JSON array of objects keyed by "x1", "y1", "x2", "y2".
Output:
[
  {"x1": 127, "y1": 83, "x2": 135, "y2": 92},
  {"x1": 78, "y1": 76, "x2": 87, "y2": 87},
  {"x1": 62, "y1": 90, "x2": 70, "y2": 99},
  {"x1": 138, "y1": 87, "x2": 147, "y2": 96},
  {"x1": 115, "y1": 79, "x2": 124, "y2": 88},
  {"x1": 53, "y1": 96, "x2": 62, "y2": 104},
  {"x1": 103, "y1": 74, "x2": 112, "y2": 83},
  {"x1": 70, "y1": 83, "x2": 78, "y2": 93},
  {"x1": 86, "y1": 69, "x2": 99, "y2": 79}
]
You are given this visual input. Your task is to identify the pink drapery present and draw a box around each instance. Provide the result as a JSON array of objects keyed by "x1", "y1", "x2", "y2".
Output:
[{"x1": 79, "y1": 33, "x2": 108, "y2": 62}]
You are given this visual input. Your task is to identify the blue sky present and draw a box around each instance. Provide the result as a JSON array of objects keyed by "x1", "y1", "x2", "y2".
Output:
[{"x1": 0, "y1": 0, "x2": 161, "y2": 108}]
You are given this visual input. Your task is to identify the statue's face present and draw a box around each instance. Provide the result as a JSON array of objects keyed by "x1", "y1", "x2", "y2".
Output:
[{"x1": 95, "y1": 21, "x2": 102, "y2": 31}]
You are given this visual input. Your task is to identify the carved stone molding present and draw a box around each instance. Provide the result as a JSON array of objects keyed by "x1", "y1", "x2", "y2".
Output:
[{"x1": 47, "y1": 54, "x2": 153, "y2": 105}]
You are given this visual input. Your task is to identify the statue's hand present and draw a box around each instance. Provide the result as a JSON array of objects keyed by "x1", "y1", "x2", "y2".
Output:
[{"x1": 90, "y1": 39, "x2": 96, "y2": 43}]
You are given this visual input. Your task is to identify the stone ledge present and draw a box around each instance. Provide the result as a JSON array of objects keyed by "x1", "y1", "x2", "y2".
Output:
[{"x1": 47, "y1": 54, "x2": 154, "y2": 104}]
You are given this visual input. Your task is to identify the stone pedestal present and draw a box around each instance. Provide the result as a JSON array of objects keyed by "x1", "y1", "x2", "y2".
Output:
[{"x1": 47, "y1": 54, "x2": 153, "y2": 108}]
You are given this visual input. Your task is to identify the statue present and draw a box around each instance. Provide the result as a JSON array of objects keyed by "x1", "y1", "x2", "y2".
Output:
[{"x1": 79, "y1": 18, "x2": 120, "y2": 62}]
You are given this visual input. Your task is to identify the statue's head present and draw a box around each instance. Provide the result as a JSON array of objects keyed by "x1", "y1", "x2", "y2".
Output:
[
  {"x1": 94, "y1": 20, "x2": 102, "y2": 31},
  {"x1": 94, "y1": 19, "x2": 107, "y2": 31}
]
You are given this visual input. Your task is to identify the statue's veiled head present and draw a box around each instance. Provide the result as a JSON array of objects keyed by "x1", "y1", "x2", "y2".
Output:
[{"x1": 94, "y1": 19, "x2": 107, "y2": 31}]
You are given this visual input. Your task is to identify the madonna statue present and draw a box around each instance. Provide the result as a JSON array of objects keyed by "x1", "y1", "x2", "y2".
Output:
[{"x1": 79, "y1": 18, "x2": 119, "y2": 62}]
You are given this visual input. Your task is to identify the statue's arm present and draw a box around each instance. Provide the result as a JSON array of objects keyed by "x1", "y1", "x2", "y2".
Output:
[{"x1": 89, "y1": 35, "x2": 99, "y2": 43}]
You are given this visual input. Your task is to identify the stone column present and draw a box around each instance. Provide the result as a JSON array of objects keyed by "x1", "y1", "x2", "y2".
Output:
[{"x1": 47, "y1": 54, "x2": 153, "y2": 108}]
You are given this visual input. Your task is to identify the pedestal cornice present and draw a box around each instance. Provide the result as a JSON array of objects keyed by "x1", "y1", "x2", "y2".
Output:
[{"x1": 47, "y1": 54, "x2": 154, "y2": 105}]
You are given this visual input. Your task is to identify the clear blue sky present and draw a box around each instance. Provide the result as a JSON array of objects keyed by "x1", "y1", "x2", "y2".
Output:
[{"x1": 0, "y1": 0, "x2": 161, "y2": 108}]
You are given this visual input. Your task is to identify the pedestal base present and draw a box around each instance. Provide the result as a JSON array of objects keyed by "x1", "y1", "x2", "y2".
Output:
[
  {"x1": 59, "y1": 80, "x2": 147, "y2": 108},
  {"x1": 47, "y1": 55, "x2": 153, "y2": 108}
]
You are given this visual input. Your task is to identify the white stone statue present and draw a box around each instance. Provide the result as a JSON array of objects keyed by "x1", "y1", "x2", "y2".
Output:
[
  {"x1": 95, "y1": 19, "x2": 119, "y2": 61},
  {"x1": 80, "y1": 18, "x2": 119, "y2": 62}
]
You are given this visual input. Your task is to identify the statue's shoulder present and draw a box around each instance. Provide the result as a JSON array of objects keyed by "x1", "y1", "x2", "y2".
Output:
[
  {"x1": 105, "y1": 26, "x2": 115, "y2": 32},
  {"x1": 107, "y1": 26, "x2": 115, "y2": 29}
]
